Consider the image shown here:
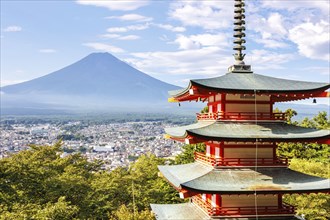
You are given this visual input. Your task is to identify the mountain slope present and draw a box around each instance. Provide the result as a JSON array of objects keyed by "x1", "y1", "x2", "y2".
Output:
[{"x1": 1, "y1": 53, "x2": 180, "y2": 112}]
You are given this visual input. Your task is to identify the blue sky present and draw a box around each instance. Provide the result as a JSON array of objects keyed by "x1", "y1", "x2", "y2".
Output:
[{"x1": 1, "y1": 0, "x2": 329, "y2": 100}]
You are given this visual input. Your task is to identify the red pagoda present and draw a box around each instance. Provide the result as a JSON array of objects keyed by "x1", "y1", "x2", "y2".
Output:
[{"x1": 151, "y1": 0, "x2": 330, "y2": 219}]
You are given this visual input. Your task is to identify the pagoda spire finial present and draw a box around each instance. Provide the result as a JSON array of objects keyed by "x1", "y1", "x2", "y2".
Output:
[
  {"x1": 228, "y1": 0, "x2": 252, "y2": 73},
  {"x1": 233, "y1": 0, "x2": 246, "y2": 65}
]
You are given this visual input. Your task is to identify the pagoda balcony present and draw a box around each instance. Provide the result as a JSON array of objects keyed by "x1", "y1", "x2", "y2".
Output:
[
  {"x1": 194, "y1": 152, "x2": 289, "y2": 167},
  {"x1": 192, "y1": 195, "x2": 295, "y2": 217},
  {"x1": 196, "y1": 112, "x2": 286, "y2": 121}
]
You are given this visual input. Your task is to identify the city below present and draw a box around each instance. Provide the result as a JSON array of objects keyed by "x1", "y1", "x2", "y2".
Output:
[{"x1": 0, "y1": 115, "x2": 192, "y2": 170}]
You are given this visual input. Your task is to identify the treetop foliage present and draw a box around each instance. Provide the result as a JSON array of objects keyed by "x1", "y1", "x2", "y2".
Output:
[
  {"x1": 277, "y1": 109, "x2": 329, "y2": 161},
  {"x1": 0, "y1": 142, "x2": 180, "y2": 219}
]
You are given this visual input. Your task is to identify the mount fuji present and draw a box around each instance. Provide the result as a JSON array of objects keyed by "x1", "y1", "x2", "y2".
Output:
[{"x1": 1, "y1": 53, "x2": 181, "y2": 113}]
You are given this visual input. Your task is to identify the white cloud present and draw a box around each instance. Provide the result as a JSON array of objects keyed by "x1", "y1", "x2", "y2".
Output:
[
  {"x1": 254, "y1": 39, "x2": 289, "y2": 49},
  {"x1": 106, "y1": 14, "x2": 153, "y2": 22},
  {"x1": 258, "y1": 1, "x2": 329, "y2": 31},
  {"x1": 76, "y1": 0, "x2": 149, "y2": 11},
  {"x1": 174, "y1": 33, "x2": 229, "y2": 50},
  {"x1": 118, "y1": 35, "x2": 140, "y2": 40},
  {"x1": 3, "y1": 25, "x2": 22, "y2": 32},
  {"x1": 247, "y1": 49, "x2": 293, "y2": 70},
  {"x1": 130, "y1": 47, "x2": 231, "y2": 76},
  {"x1": 248, "y1": 2, "x2": 329, "y2": 58},
  {"x1": 107, "y1": 24, "x2": 149, "y2": 33},
  {"x1": 1, "y1": 79, "x2": 27, "y2": 87},
  {"x1": 154, "y1": 24, "x2": 186, "y2": 32},
  {"x1": 127, "y1": 42, "x2": 292, "y2": 78},
  {"x1": 39, "y1": 49, "x2": 57, "y2": 53},
  {"x1": 249, "y1": 13, "x2": 289, "y2": 48},
  {"x1": 106, "y1": 27, "x2": 128, "y2": 33},
  {"x1": 169, "y1": 1, "x2": 233, "y2": 30},
  {"x1": 267, "y1": 13, "x2": 287, "y2": 37},
  {"x1": 83, "y1": 42, "x2": 124, "y2": 53},
  {"x1": 99, "y1": 34, "x2": 140, "y2": 40},
  {"x1": 261, "y1": 0, "x2": 330, "y2": 16},
  {"x1": 99, "y1": 34, "x2": 121, "y2": 39},
  {"x1": 174, "y1": 35, "x2": 201, "y2": 50},
  {"x1": 289, "y1": 21, "x2": 330, "y2": 61}
]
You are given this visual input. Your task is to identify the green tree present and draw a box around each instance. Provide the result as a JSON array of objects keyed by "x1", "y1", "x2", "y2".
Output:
[
  {"x1": 200, "y1": 106, "x2": 209, "y2": 113},
  {"x1": 0, "y1": 141, "x2": 101, "y2": 219},
  {"x1": 276, "y1": 111, "x2": 330, "y2": 220},
  {"x1": 277, "y1": 111, "x2": 329, "y2": 160},
  {"x1": 174, "y1": 143, "x2": 206, "y2": 164},
  {"x1": 34, "y1": 197, "x2": 79, "y2": 220},
  {"x1": 0, "y1": 141, "x2": 181, "y2": 219},
  {"x1": 88, "y1": 167, "x2": 131, "y2": 218},
  {"x1": 110, "y1": 204, "x2": 154, "y2": 220},
  {"x1": 128, "y1": 154, "x2": 180, "y2": 211},
  {"x1": 285, "y1": 159, "x2": 330, "y2": 220}
]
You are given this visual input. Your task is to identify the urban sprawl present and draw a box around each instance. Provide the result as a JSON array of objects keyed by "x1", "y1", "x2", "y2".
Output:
[{"x1": 0, "y1": 120, "x2": 183, "y2": 170}]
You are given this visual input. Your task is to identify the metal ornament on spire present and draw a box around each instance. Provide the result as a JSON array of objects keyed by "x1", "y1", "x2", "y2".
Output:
[
  {"x1": 233, "y1": 0, "x2": 246, "y2": 64},
  {"x1": 228, "y1": 0, "x2": 252, "y2": 73}
]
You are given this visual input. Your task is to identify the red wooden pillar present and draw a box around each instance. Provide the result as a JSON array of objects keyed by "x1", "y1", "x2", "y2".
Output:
[
  {"x1": 221, "y1": 94, "x2": 226, "y2": 113},
  {"x1": 272, "y1": 142, "x2": 277, "y2": 160},
  {"x1": 278, "y1": 194, "x2": 283, "y2": 208}
]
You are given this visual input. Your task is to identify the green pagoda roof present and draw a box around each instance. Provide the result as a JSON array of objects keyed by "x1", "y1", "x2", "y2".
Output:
[
  {"x1": 151, "y1": 203, "x2": 303, "y2": 220},
  {"x1": 159, "y1": 163, "x2": 330, "y2": 194},
  {"x1": 169, "y1": 73, "x2": 330, "y2": 97},
  {"x1": 165, "y1": 121, "x2": 330, "y2": 142},
  {"x1": 150, "y1": 203, "x2": 303, "y2": 220},
  {"x1": 151, "y1": 203, "x2": 209, "y2": 220}
]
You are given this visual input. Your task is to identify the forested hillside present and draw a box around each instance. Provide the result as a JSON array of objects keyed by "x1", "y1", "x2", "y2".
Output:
[
  {"x1": 0, "y1": 110, "x2": 329, "y2": 219},
  {"x1": 0, "y1": 143, "x2": 181, "y2": 219},
  {"x1": 277, "y1": 110, "x2": 330, "y2": 220}
]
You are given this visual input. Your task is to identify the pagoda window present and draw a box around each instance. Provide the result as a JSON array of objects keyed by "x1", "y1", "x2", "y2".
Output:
[{"x1": 209, "y1": 96, "x2": 214, "y2": 103}]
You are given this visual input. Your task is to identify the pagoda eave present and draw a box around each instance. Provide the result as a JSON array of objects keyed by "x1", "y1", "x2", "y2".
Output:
[
  {"x1": 151, "y1": 203, "x2": 210, "y2": 220},
  {"x1": 158, "y1": 163, "x2": 330, "y2": 196},
  {"x1": 191, "y1": 80, "x2": 330, "y2": 96},
  {"x1": 170, "y1": 85, "x2": 329, "y2": 103},
  {"x1": 165, "y1": 121, "x2": 330, "y2": 144},
  {"x1": 168, "y1": 73, "x2": 330, "y2": 103},
  {"x1": 151, "y1": 203, "x2": 303, "y2": 220},
  {"x1": 186, "y1": 132, "x2": 330, "y2": 145},
  {"x1": 181, "y1": 185, "x2": 330, "y2": 195}
]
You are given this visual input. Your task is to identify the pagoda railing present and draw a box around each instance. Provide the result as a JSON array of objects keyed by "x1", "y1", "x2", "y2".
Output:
[
  {"x1": 196, "y1": 112, "x2": 286, "y2": 121},
  {"x1": 194, "y1": 152, "x2": 289, "y2": 167},
  {"x1": 192, "y1": 195, "x2": 295, "y2": 216}
]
